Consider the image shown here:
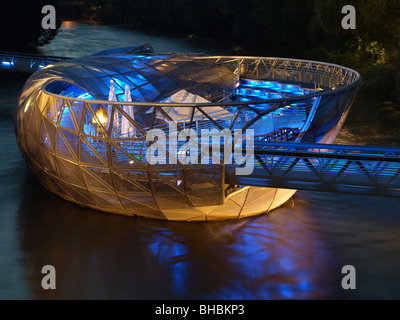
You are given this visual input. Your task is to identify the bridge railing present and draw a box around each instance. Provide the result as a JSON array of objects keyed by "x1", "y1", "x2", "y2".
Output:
[
  {"x1": 227, "y1": 141, "x2": 400, "y2": 198},
  {"x1": 0, "y1": 51, "x2": 70, "y2": 72}
]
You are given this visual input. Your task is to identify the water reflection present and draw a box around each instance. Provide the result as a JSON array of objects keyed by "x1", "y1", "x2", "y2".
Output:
[
  {"x1": 3, "y1": 21, "x2": 400, "y2": 300},
  {"x1": 17, "y1": 172, "x2": 344, "y2": 299},
  {"x1": 2, "y1": 23, "x2": 347, "y2": 300}
]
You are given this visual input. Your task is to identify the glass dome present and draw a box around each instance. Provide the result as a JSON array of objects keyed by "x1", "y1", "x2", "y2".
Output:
[{"x1": 14, "y1": 46, "x2": 361, "y2": 221}]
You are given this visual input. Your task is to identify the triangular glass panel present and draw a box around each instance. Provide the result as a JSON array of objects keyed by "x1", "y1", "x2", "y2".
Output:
[
  {"x1": 60, "y1": 158, "x2": 86, "y2": 187},
  {"x1": 109, "y1": 142, "x2": 146, "y2": 168},
  {"x1": 44, "y1": 175, "x2": 68, "y2": 197},
  {"x1": 122, "y1": 72, "x2": 145, "y2": 87},
  {"x1": 81, "y1": 167, "x2": 114, "y2": 192},
  {"x1": 44, "y1": 97, "x2": 62, "y2": 122},
  {"x1": 110, "y1": 106, "x2": 143, "y2": 140},
  {"x1": 112, "y1": 167, "x2": 150, "y2": 190},
  {"x1": 41, "y1": 117, "x2": 56, "y2": 152},
  {"x1": 90, "y1": 167, "x2": 115, "y2": 187},
  {"x1": 56, "y1": 130, "x2": 77, "y2": 161},
  {"x1": 153, "y1": 77, "x2": 176, "y2": 92},
  {"x1": 82, "y1": 103, "x2": 108, "y2": 137},
  {"x1": 59, "y1": 104, "x2": 78, "y2": 131},
  {"x1": 184, "y1": 166, "x2": 223, "y2": 188},
  {"x1": 80, "y1": 139, "x2": 107, "y2": 166},
  {"x1": 92, "y1": 190, "x2": 124, "y2": 209},
  {"x1": 56, "y1": 158, "x2": 86, "y2": 188},
  {"x1": 126, "y1": 59, "x2": 147, "y2": 71},
  {"x1": 112, "y1": 174, "x2": 143, "y2": 193},
  {"x1": 130, "y1": 89, "x2": 145, "y2": 101},
  {"x1": 150, "y1": 179, "x2": 186, "y2": 197},
  {"x1": 153, "y1": 194, "x2": 193, "y2": 211},
  {"x1": 85, "y1": 137, "x2": 108, "y2": 162},
  {"x1": 39, "y1": 118, "x2": 52, "y2": 151},
  {"x1": 138, "y1": 68, "x2": 161, "y2": 81},
  {"x1": 43, "y1": 116, "x2": 57, "y2": 148},
  {"x1": 109, "y1": 143, "x2": 135, "y2": 167},
  {"x1": 138, "y1": 83, "x2": 159, "y2": 101},
  {"x1": 151, "y1": 170, "x2": 185, "y2": 194},
  {"x1": 70, "y1": 101, "x2": 86, "y2": 131},
  {"x1": 62, "y1": 184, "x2": 97, "y2": 207},
  {"x1": 28, "y1": 102, "x2": 40, "y2": 140},
  {"x1": 112, "y1": 168, "x2": 151, "y2": 194},
  {"x1": 110, "y1": 75, "x2": 129, "y2": 92},
  {"x1": 22, "y1": 103, "x2": 33, "y2": 136},
  {"x1": 36, "y1": 92, "x2": 50, "y2": 118},
  {"x1": 59, "y1": 128, "x2": 79, "y2": 160},
  {"x1": 27, "y1": 129, "x2": 40, "y2": 157},
  {"x1": 39, "y1": 150, "x2": 59, "y2": 176},
  {"x1": 118, "y1": 193, "x2": 160, "y2": 212}
]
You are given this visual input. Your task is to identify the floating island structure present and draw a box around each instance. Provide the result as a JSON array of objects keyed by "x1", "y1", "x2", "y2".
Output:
[{"x1": 15, "y1": 45, "x2": 361, "y2": 221}]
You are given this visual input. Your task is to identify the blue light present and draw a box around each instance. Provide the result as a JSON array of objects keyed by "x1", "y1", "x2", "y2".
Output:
[
  {"x1": 38, "y1": 64, "x2": 45, "y2": 69},
  {"x1": 236, "y1": 78, "x2": 313, "y2": 101},
  {"x1": 77, "y1": 92, "x2": 94, "y2": 99},
  {"x1": 298, "y1": 280, "x2": 311, "y2": 291},
  {"x1": 2, "y1": 61, "x2": 13, "y2": 66},
  {"x1": 124, "y1": 73, "x2": 147, "y2": 87},
  {"x1": 278, "y1": 284, "x2": 295, "y2": 299}
]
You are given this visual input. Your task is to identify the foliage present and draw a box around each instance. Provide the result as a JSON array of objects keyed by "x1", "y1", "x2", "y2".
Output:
[{"x1": 8, "y1": 0, "x2": 395, "y2": 93}]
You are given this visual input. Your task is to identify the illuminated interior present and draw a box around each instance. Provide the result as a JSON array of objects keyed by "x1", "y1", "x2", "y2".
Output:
[{"x1": 15, "y1": 47, "x2": 361, "y2": 221}]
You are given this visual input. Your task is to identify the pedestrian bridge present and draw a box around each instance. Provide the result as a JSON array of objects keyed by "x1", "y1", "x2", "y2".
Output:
[
  {"x1": 0, "y1": 51, "x2": 70, "y2": 73},
  {"x1": 227, "y1": 141, "x2": 400, "y2": 198}
]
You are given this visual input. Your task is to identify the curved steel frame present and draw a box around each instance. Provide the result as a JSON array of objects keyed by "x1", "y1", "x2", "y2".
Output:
[{"x1": 15, "y1": 54, "x2": 361, "y2": 221}]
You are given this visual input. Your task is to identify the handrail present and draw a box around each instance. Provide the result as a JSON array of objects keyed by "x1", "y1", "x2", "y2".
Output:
[
  {"x1": 37, "y1": 55, "x2": 361, "y2": 107},
  {"x1": 0, "y1": 50, "x2": 71, "y2": 61},
  {"x1": 254, "y1": 141, "x2": 400, "y2": 155}
]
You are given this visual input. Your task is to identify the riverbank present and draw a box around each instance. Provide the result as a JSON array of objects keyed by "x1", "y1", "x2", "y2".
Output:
[{"x1": 81, "y1": 0, "x2": 400, "y2": 98}]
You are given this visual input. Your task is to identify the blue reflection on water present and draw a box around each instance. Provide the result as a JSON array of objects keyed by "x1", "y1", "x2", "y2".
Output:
[{"x1": 146, "y1": 228, "x2": 191, "y2": 296}]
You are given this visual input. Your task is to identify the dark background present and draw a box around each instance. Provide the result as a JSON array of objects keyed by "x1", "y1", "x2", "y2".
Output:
[{"x1": 1, "y1": 0, "x2": 400, "y2": 97}]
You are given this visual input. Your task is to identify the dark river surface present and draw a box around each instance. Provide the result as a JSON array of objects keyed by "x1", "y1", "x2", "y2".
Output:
[{"x1": 1, "y1": 21, "x2": 400, "y2": 300}]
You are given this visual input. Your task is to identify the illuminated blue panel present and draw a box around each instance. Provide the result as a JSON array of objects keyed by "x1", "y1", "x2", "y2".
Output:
[
  {"x1": 124, "y1": 72, "x2": 148, "y2": 87},
  {"x1": 237, "y1": 79, "x2": 312, "y2": 100},
  {"x1": 57, "y1": 83, "x2": 95, "y2": 100},
  {"x1": 139, "y1": 83, "x2": 160, "y2": 101},
  {"x1": 2, "y1": 61, "x2": 14, "y2": 67},
  {"x1": 110, "y1": 77, "x2": 128, "y2": 96},
  {"x1": 128, "y1": 58, "x2": 148, "y2": 70},
  {"x1": 77, "y1": 92, "x2": 94, "y2": 99}
]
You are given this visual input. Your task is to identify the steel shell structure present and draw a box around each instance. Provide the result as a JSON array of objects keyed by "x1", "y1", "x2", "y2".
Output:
[{"x1": 15, "y1": 46, "x2": 361, "y2": 221}]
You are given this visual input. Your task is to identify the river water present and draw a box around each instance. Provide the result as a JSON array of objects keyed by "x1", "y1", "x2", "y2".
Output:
[{"x1": 1, "y1": 21, "x2": 400, "y2": 300}]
